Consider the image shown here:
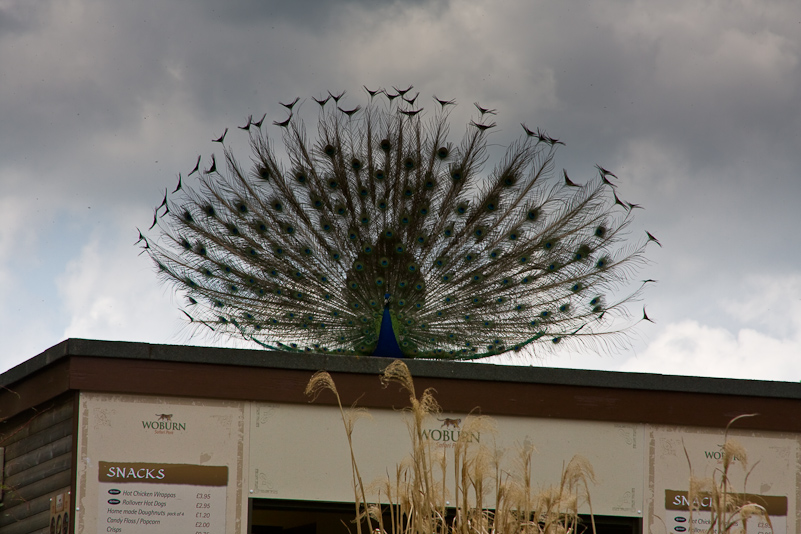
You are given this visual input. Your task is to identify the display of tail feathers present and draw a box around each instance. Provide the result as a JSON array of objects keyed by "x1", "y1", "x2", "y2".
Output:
[{"x1": 144, "y1": 88, "x2": 656, "y2": 359}]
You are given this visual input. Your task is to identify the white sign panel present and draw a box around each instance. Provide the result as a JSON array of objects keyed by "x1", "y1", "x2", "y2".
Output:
[
  {"x1": 249, "y1": 402, "x2": 644, "y2": 516},
  {"x1": 76, "y1": 393, "x2": 246, "y2": 534},
  {"x1": 648, "y1": 426, "x2": 799, "y2": 533}
]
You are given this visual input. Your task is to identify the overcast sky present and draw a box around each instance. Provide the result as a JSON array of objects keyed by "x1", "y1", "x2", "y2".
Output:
[{"x1": 1, "y1": 0, "x2": 799, "y2": 381}]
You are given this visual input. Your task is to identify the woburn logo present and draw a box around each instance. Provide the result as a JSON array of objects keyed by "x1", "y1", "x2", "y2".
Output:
[
  {"x1": 703, "y1": 445, "x2": 741, "y2": 463},
  {"x1": 421, "y1": 417, "x2": 480, "y2": 446},
  {"x1": 142, "y1": 414, "x2": 186, "y2": 433}
]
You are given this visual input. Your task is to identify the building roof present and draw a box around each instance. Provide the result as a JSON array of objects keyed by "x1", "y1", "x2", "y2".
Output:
[{"x1": 1, "y1": 338, "x2": 799, "y2": 432}]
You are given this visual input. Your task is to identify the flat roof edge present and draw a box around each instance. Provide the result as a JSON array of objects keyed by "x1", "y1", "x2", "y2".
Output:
[
  {"x1": 0, "y1": 339, "x2": 72, "y2": 388},
  {"x1": 3, "y1": 338, "x2": 800, "y2": 400}
]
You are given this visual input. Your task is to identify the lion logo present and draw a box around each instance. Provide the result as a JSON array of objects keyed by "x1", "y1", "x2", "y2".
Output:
[
  {"x1": 438, "y1": 418, "x2": 461, "y2": 428},
  {"x1": 155, "y1": 414, "x2": 173, "y2": 421}
]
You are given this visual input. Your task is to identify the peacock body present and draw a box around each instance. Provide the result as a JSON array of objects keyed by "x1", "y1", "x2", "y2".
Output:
[{"x1": 142, "y1": 87, "x2": 654, "y2": 359}]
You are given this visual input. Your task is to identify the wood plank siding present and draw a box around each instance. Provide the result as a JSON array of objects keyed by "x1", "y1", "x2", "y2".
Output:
[{"x1": 0, "y1": 395, "x2": 75, "y2": 534}]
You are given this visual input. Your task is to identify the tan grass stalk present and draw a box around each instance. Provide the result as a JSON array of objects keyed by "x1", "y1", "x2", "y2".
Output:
[
  {"x1": 683, "y1": 414, "x2": 773, "y2": 534},
  {"x1": 308, "y1": 361, "x2": 598, "y2": 534}
]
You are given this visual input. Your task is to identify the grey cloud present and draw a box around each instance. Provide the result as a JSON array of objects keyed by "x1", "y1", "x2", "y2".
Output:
[
  {"x1": 0, "y1": 0, "x2": 799, "y2": 376},
  {"x1": 187, "y1": 0, "x2": 441, "y2": 30}
]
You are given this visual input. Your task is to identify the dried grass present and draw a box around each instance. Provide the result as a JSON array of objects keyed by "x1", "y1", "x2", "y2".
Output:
[
  {"x1": 683, "y1": 414, "x2": 773, "y2": 534},
  {"x1": 307, "y1": 361, "x2": 597, "y2": 534}
]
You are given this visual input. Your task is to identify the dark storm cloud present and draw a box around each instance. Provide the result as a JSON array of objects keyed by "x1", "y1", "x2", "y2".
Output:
[
  {"x1": 0, "y1": 0, "x2": 446, "y2": 191},
  {"x1": 190, "y1": 0, "x2": 440, "y2": 29},
  {"x1": 508, "y1": 1, "x2": 801, "y2": 171}
]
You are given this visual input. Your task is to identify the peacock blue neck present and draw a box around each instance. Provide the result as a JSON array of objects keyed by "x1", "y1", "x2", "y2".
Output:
[{"x1": 373, "y1": 305, "x2": 404, "y2": 358}]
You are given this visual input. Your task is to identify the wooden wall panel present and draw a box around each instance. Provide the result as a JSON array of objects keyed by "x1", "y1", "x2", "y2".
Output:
[{"x1": 0, "y1": 396, "x2": 74, "y2": 534}]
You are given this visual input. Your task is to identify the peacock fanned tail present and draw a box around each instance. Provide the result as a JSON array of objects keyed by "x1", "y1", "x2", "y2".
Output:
[{"x1": 143, "y1": 88, "x2": 653, "y2": 359}]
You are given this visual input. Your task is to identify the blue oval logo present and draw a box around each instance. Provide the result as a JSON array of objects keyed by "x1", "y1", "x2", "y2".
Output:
[
  {"x1": 674, "y1": 517, "x2": 687, "y2": 523},
  {"x1": 108, "y1": 489, "x2": 121, "y2": 495},
  {"x1": 674, "y1": 527, "x2": 687, "y2": 533},
  {"x1": 108, "y1": 499, "x2": 120, "y2": 505}
]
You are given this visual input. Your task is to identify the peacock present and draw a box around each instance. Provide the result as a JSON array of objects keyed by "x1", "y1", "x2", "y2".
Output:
[{"x1": 139, "y1": 86, "x2": 656, "y2": 359}]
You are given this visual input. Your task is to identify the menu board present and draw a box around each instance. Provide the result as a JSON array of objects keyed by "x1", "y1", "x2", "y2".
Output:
[
  {"x1": 75, "y1": 393, "x2": 245, "y2": 534},
  {"x1": 98, "y1": 462, "x2": 227, "y2": 534},
  {"x1": 648, "y1": 427, "x2": 796, "y2": 533},
  {"x1": 662, "y1": 489, "x2": 783, "y2": 534}
]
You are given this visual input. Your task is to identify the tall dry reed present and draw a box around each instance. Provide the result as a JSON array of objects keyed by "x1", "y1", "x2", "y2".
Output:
[
  {"x1": 307, "y1": 360, "x2": 596, "y2": 534},
  {"x1": 683, "y1": 414, "x2": 773, "y2": 534}
]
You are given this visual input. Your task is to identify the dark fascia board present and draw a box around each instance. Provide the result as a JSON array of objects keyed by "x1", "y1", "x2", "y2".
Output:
[{"x1": 2, "y1": 338, "x2": 801, "y2": 400}]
